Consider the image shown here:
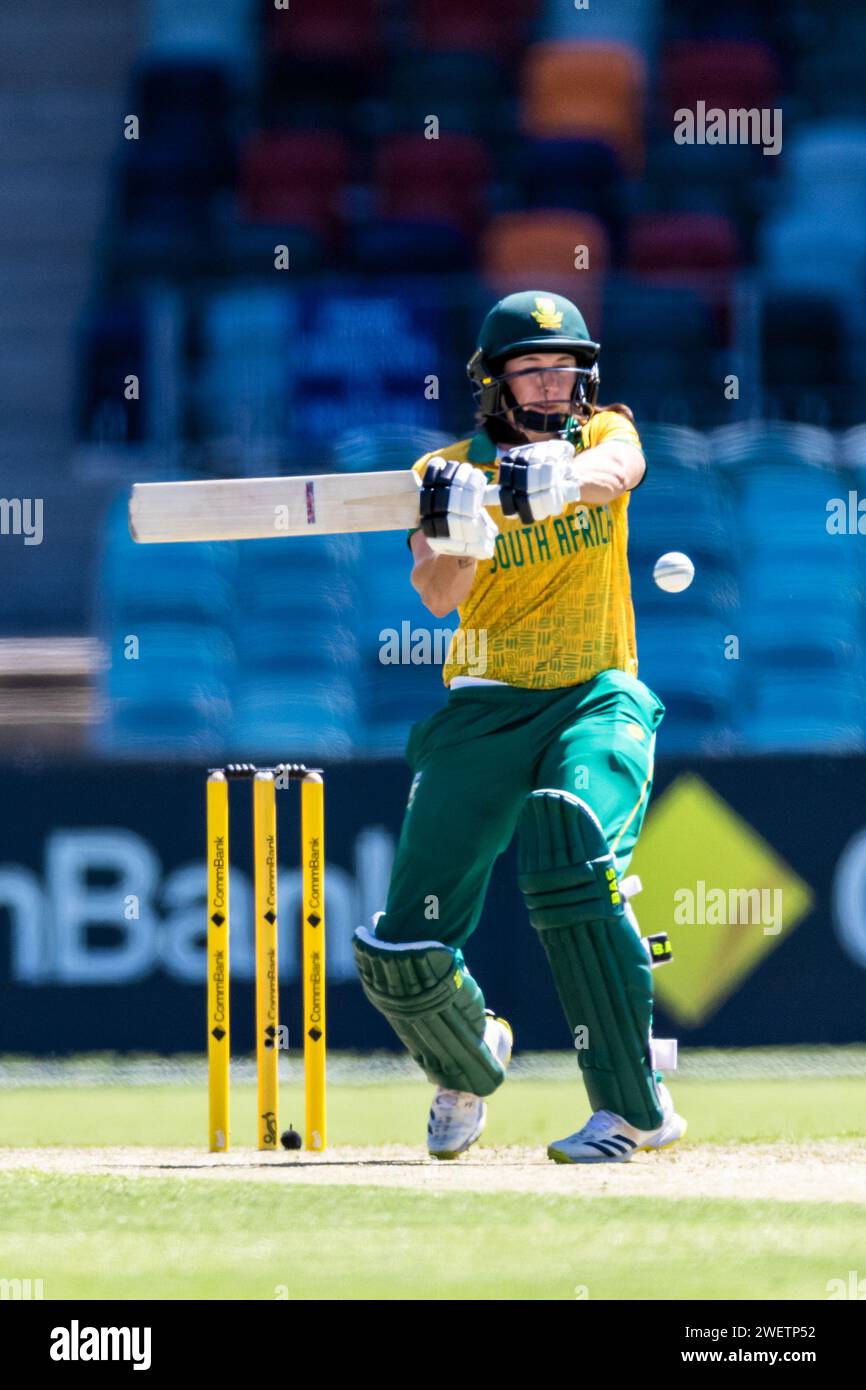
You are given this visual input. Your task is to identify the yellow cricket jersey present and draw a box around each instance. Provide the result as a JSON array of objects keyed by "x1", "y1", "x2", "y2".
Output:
[{"x1": 412, "y1": 411, "x2": 645, "y2": 689}]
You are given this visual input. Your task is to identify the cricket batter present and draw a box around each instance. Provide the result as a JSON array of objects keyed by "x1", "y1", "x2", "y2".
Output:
[{"x1": 353, "y1": 291, "x2": 686, "y2": 1163}]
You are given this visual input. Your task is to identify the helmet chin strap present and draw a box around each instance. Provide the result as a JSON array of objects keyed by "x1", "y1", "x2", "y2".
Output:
[
  {"x1": 500, "y1": 381, "x2": 572, "y2": 438},
  {"x1": 510, "y1": 404, "x2": 571, "y2": 434}
]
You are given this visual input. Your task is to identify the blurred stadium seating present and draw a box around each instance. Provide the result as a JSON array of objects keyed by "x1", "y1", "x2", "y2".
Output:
[{"x1": 2, "y1": 0, "x2": 863, "y2": 760}]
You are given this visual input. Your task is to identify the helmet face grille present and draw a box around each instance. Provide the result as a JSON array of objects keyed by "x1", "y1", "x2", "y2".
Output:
[{"x1": 467, "y1": 350, "x2": 600, "y2": 439}]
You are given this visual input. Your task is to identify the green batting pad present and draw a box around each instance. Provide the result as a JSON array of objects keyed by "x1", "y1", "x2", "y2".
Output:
[
  {"x1": 352, "y1": 931, "x2": 506, "y2": 1097},
  {"x1": 518, "y1": 790, "x2": 663, "y2": 1130}
]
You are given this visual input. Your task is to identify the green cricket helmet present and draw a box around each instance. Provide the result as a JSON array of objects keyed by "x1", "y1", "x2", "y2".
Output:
[{"x1": 467, "y1": 291, "x2": 600, "y2": 440}]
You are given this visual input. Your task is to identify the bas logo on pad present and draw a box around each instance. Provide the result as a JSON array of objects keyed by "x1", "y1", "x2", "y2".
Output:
[{"x1": 531, "y1": 297, "x2": 563, "y2": 331}]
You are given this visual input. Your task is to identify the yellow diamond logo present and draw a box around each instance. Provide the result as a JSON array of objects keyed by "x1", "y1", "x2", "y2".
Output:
[{"x1": 630, "y1": 773, "x2": 814, "y2": 1026}]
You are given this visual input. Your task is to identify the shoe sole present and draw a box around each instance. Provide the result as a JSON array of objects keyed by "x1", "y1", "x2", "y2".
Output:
[{"x1": 547, "y1": 1146, "x2": 630, "y2": 1165}]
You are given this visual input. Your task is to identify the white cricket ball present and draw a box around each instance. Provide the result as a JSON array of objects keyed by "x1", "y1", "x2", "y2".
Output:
[{"x1": 653, "y1": 551, "x2": 694, "y2": 593}]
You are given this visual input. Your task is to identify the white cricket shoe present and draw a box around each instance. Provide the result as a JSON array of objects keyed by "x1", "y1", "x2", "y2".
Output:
[
  {"x1": 427, "y1": 1013, "x2": 513, "y2": 1160},
  {"x1": 547, "y1": 1081, "x2": 687, "y2": 1164}
]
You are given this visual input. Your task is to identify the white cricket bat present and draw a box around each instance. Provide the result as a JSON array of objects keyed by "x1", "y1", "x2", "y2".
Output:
[{"x1": 129, "y1": 469, "x2": 582, "y2": 544}]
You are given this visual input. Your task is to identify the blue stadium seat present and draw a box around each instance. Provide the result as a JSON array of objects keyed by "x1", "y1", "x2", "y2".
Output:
[
  {"x1": 203, "y1": 288, "x2": 294, "y2": 352},
  {"x1": 196, "y1": 357, "x2": 290, "y2": 448},
  {"x1": 745, "y1": 618, "x2": 860, "y2": 674},
  {"x1": 638, "y1": 614, "x2": 737, "y2": 754},
  {"x1": 537, "y1": 0, "x2": 658, "y2": 52},
  {"x1": 95, "y1": 494, "x2": 237, "y2": 755},
  {"x1": 638, "y1": 618, "x2": 735, "y2": 697},
  {"x1": 145, "y1": 0, "x2": 256, "y2": 61},
  {"x1": 355, "y1": 531, "x2": 450, "y2": 662},
  {"x1": 757, "y1": 288, "x2": 857, "y2": 425},
  {"x1": 108, "y1": 567, "x2": 236, "y2": 628},
  {"x1": 711, "y1": 422, "x2": 835, "y2": 471},
  {"x1": 195, "y1": 289, "x2": 298, "y2": 446},
  {"x1": 783, "y1": 121, "x2": 866, "y2": 212},
  {"x1": 352, "y1": 221, "x2": 474, "y2": 273},
  {"x1": 236, "y1": 537, "x2": 360, "y2": 616},
  {"x1": 742, "y1": 674, "x2": 865, "y2": 753},
  {"x1": 638, "y1": 425, "x2": 711, "y2": 471},
  {"x1": 628, "y1": 463, "x2": 735, "y2": 609},
  {"x1": 631, "y1": 563, "x2": 736, "y2": 621},
  {"x1": 760, "y1": 210, "x2": 866, "y2": 307},
  {"x1": 601, "y1": 281, "x2": 717, "y2": 419},
  {"x1": 732, "y1": 467, "x2": 845, "y2": 548},
  {"x1": 384, "y1": 52, "x2": 510, "y2": 137},
  {"x1": 100, "y1": 491, "x2": 237, "y2": 611},
  {"x1": 97, "y1": 611, "x2": 233, "y2": 756},
  {"x1": 741, "y1": 572, "x2": 862, "y2": 665},
  {"x1": 356, "y1": 531, "x2": 449, "y2": 753},
  {"x1": 232, "y1": 534, "x2": 362, "y2": 753},
  {"x1": 104, "y1": 695, "x2": 230, "y2": 757},
  {"x1": 237, "y1": 613, "x2": 359, "y2": 675},
  {"x1": 516, "y1": 137, "x2": 625, "y2": 210},
  {"x1": 106, "y1": 621, "x2": 235, "y2": 683},
  {"x1": 644, "y1": 141, "x2": 765, "y2": 231},
  {"x1": 362, "y1": 667, "x2": 445, "y2": 757},
  {"x1": 233, "y1": 676, "x2": 361, "y2": 758},
  {"x1": 331, "y1": 426, "x2": 455, "y2": 474},
  {"x1": 603, "y1": 281, "x2": 716, "y2": 351}
]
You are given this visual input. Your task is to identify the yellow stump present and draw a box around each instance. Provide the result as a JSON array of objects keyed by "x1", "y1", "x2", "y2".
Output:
[
  {"x1": 301, "y1": 772, "x2": 327, "y2": 1151},
  {"x1": 254, "y1": 771, "x2": 279, "y2": 1150},
  {"x1": 207, "y1": 772, "x2": 230, "y2": 1152}
]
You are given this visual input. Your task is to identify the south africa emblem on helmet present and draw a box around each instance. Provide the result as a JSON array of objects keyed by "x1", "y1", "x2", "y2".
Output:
[{"x1": 531, "y1": 296, "x2": 564, "y2": 331}]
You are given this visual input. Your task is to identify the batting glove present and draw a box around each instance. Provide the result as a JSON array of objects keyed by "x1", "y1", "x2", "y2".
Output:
[
  {"x1": 497, "y1": 439, "x2": 580, "y2": 524},
  {"x1": 419, "y1": 458, "x2": 499, "y2": 560}
]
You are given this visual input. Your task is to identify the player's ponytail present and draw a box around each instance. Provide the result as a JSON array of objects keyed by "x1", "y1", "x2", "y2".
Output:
[{"x1": 584, "y1": 401, "x2": 635, "y2": 424}]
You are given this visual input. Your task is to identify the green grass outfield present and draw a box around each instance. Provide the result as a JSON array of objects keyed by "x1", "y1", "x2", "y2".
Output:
[{"x1": 1, "y1": 1050, "x2": 864, "y2": 1300}]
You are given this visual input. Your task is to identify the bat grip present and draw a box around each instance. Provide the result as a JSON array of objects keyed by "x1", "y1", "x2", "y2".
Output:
[{"x1": 483, "y1": 474, "x2": 582, "y2": 508}]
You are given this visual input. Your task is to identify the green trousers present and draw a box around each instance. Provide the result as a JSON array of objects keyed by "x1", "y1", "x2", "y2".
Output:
[{"x1": 379, "y1": 668, "x2": 665, "y2": 947}]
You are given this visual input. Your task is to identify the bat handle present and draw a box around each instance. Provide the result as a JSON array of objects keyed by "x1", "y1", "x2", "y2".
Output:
[{"x1": 483, "y1": 473, "x2": 583, "y2": 508}]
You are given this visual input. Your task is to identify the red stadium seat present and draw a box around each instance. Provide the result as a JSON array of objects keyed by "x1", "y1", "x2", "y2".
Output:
[
  {"x1": 626, "y1": 213, "x2": 742, "y2": 344},
  {"x1": 411, "y1": 0, "x2": 537, "y2": 56},
  {"x1": 375, "y1": 134, "x2": 491, "y2": 235},
  {"x1": 238, "y1": 132, "x2": 349, "y2": 233},
  {"x1": 266, "y1": 0, "x2": 381, "y2": 59},
  {"x1": 627, "y1": 213, "x2": 741, "y2": 275},
  {"x1": 661, "y1": 41, "x2": 781, "y2": 119}
]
